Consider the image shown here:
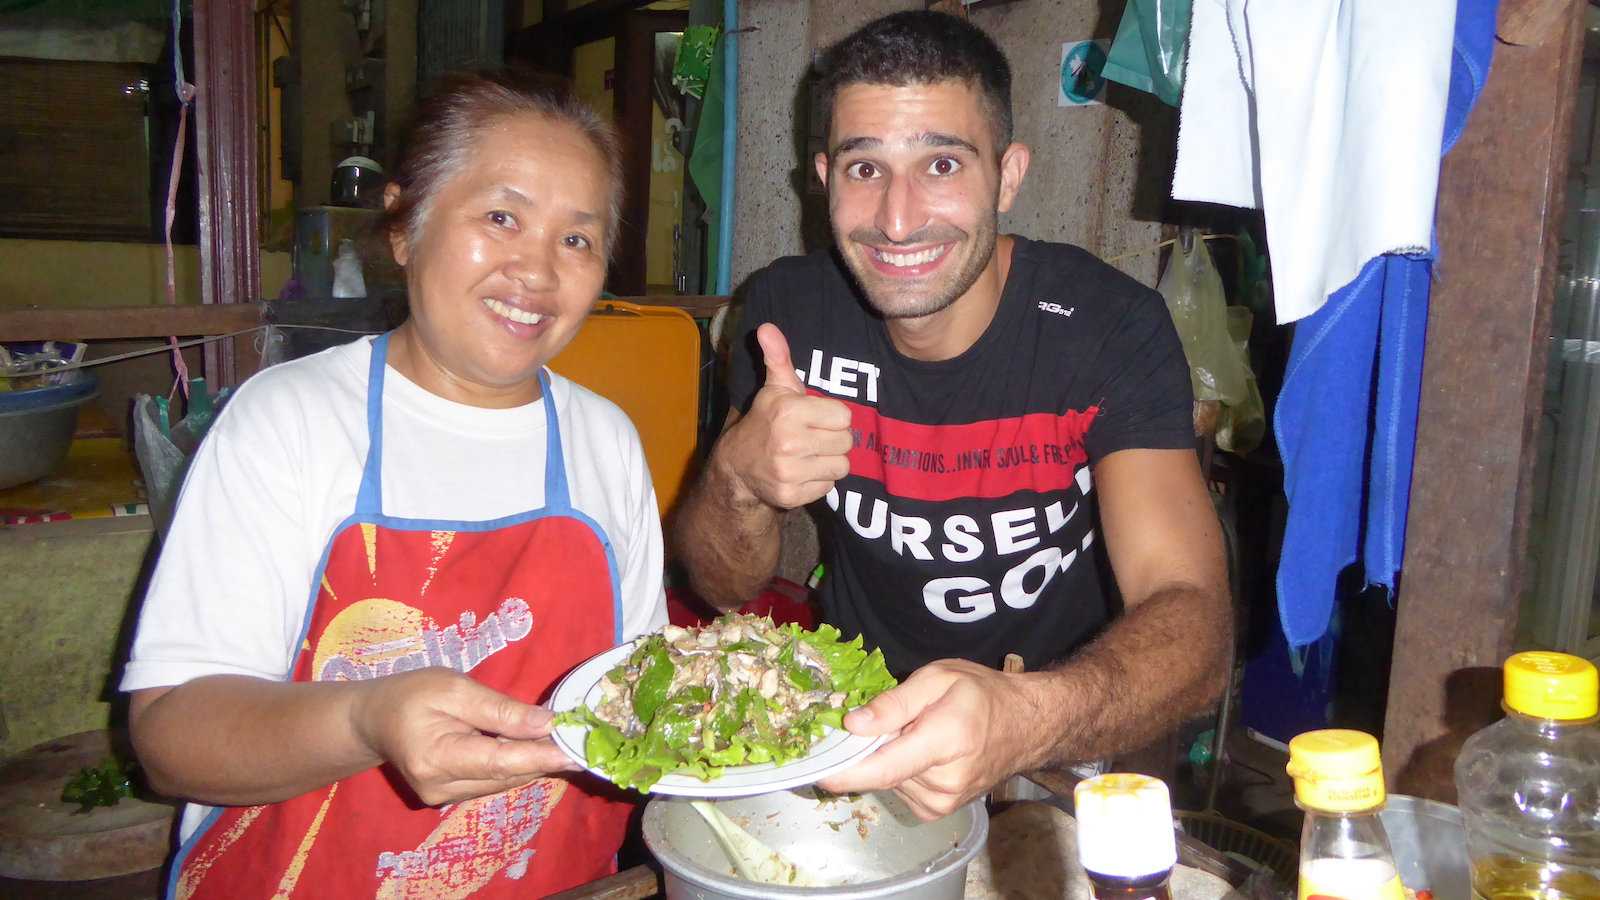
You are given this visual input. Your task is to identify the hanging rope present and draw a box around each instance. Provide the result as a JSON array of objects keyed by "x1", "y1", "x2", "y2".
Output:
[
  {"x1": 162, "y1": 0, "x2": 197, "y2": 400},
  {"x1": 1104, "y1": 232, "x2": 1238, "y2": 265}
]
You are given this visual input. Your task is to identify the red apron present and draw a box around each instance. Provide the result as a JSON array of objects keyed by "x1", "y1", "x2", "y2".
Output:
[{"x1": 168, "y1": 333, "x2": 631, "y2": 898}]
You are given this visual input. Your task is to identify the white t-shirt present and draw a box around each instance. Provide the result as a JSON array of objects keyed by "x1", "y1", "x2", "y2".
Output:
[{"x1": 123, "y1": 337, "x2": 668, "y2": 835}]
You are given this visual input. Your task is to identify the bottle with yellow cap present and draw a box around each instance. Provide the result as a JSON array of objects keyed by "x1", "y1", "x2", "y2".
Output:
[
  {"x1": 1286, "y1": 729, "x2": 1404, "y2": 900},
  {"x1": 1454, "y1": 651, "x2": 1600, "y2": 899}
]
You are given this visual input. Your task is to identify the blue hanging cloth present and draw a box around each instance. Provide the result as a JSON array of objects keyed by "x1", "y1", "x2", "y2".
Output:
[{"x1": 1274, "y1": 0, "x2": 1501, "y2": 647}]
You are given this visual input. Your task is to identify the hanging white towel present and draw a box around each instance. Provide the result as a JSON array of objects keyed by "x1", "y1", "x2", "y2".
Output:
[{"x1": 1172, "y1": 0, "x2": 1457, "y2": 323}]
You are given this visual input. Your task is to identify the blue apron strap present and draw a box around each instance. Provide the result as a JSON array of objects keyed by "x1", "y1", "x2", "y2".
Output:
[
  {"x1": 539, "y1": 369, "x2": 572, "y2": 511},
  {"x1": 354, "y1": 332, "x2": 391, "y2": 517}
]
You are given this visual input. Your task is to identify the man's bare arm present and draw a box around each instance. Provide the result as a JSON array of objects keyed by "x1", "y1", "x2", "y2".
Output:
[
  {"x1": 672, "y1": 409, "x2": 785, "y2": 609},
  {"x1": 1023, "y1": 445, "x2": 1231, "y2": 766},
  {"x1": 672, "y1": 324, "x2": 852, "y2": 609},
  {"x1": 820, "y1": 448, "x2": 1229, "y2": 819}
]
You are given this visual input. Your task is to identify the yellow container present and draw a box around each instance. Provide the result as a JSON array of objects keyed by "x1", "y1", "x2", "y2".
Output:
[{"x1": 549, "y1": 301, "x2": 702, "y2": 517}]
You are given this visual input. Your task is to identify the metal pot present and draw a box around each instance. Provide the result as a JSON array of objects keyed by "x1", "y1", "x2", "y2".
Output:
[
  {"x1": 643, "y1": 788, "x2": 988, "y2": 900},
  {"x1": 1379, "y1": 794, "x2": 1470, "y2": 899},
  {"x1": 0, "y1": 374, "x2": 98, "y2": 490}
]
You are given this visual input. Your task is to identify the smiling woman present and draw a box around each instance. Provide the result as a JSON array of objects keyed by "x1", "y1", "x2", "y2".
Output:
[
  {"x1": 121, "y1": 70, "x2": 670, "y2": 899},
  {"x1": 380, "y1": 71, "x2": 625, "y2": 408}
]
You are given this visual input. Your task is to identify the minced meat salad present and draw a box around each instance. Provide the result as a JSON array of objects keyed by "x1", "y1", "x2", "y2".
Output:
[{"x1": 557, "y1": 614, "x2": 897, "y2": 791}]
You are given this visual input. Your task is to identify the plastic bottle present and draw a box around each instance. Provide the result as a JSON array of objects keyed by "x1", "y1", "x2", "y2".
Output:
[
  {"x1": 1455, "y1": 651, "x2": 1600, "y2": 899},
  {"x1": 331, "y1": 239, "x2": 367, "y2": 300},
  {"x1": 1286, "y1": 729, "x2": 1405, "y2": 900},
  {"x1": 1073, "y1": 773, "x2": 1176, "y2": 900}
]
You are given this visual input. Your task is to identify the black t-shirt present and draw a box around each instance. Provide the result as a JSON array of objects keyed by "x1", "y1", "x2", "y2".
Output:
[{"x1": 727, "y1": 237, "x2": 1194, "y2": 677}]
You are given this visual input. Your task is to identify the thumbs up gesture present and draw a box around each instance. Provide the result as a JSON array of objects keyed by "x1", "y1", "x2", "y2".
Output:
[{"x1": 717, "y1": 324, "x2": 854, "y2": 510}]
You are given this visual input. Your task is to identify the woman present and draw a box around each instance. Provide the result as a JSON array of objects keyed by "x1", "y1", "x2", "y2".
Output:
[{"x1": 122, "y1": 71, "x2": 667, "y2": 898}]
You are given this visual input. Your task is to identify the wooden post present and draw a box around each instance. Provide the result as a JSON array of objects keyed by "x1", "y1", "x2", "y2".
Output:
[
  {"x1": 1382, "y1": 0, "x2": 1586, "y2": 802},
  {"x1": 192, "y1": 0, "x2": 261, "y2": 388},
  {"x1": 613, "y1": 13, "x2": 654, "y2": 295}
]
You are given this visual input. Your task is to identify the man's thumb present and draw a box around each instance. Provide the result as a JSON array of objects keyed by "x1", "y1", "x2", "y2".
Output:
[{"x1": 757, "y1": 323, "x2": 805, "y2": 394}]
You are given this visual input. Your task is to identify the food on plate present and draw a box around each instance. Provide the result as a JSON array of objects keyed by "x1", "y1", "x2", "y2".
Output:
[{"x1": 556, "y1": 614, "x2": 897, "y2": 791}]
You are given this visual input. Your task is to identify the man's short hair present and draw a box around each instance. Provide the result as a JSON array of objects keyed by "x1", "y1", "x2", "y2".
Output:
[{"x1": 812, "y1": 11, "x2": 1013, "y2": 153}]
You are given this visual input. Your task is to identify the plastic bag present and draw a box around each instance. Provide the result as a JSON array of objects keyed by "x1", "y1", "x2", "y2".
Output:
[
  {"x1": 672, "y1": 25, "x2": 720, "y2": 99},
  {"x1": 1158, "y1": 234, "x2": 1250, "y2": 408},
  {"x1": 133, "y1": 379, "x2": 231, "y2": 539},
  {"x1": 1103, "y1": 0, "x2": 1191, "y2": 107},
  {"x1": 1215, "y1": 306, "x2": 1266, "y2": 455}
]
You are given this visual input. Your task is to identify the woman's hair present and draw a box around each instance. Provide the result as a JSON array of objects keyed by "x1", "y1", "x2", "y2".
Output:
[{"x1": 382, "y1": 69, "x2": 623, "y2": 258}]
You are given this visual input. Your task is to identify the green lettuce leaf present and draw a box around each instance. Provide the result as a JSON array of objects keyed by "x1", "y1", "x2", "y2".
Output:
[{"x1": 562, "y1": 616, "x2": 898, "y2": 791}]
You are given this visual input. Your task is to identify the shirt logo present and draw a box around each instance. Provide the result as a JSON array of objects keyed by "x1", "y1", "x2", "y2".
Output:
[
  {"x1": 1037, "y1": 301, "x2": 1075, "y2": 317},
  {"x1": 802, "y1": 349, "x2": 881, "y2": 402}
]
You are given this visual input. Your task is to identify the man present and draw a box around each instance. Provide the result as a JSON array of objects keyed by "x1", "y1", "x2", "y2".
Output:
[{"x1": 673, "y1": 10, "x2": 1230, "y2": 820}]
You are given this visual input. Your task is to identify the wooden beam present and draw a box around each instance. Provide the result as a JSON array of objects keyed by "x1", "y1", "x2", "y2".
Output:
[
  {"x1": 546, "y1": 865, "x2": 658, "y2": 900},
  {"x1": 192, "y1": 0, "x2": 261, "y2": 388},
  {"x1": 1382, "y1": 0, "x2": 1586, "y2": 803},
  {"x1": 0, "y1": 304, "x2": 263, "y2": 341},
  {"x1": 1500, "y1": 0, "x2": 1572, "y2": 45},
  {"x1": 615, "y1": 294, "x2": 731, "y2": 318}
]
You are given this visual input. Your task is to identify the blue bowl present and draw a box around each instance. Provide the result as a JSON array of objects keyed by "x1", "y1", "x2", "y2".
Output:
[{"x1": 0, "y1": 373, "x2": 100, "y2": 490}]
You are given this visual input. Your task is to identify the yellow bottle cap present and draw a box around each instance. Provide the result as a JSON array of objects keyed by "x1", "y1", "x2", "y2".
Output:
[
  {"x1": 1504, "y1": 652, "x2": 1599, "y2": 721},
  {"x1": 1073, "y1": 774, "x2": 1177, "y2": 878},
  {"x1": 1285, "y1": 729, "x2": 1386, "y2": 813}
]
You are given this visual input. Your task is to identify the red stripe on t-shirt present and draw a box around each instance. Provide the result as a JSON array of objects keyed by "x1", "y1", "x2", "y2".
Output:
[{"x1": 825, "y1": 393, "x2": 1099, "y2": 502}]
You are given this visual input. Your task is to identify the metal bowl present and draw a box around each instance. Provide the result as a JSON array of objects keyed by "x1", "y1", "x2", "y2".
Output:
[
  {"x1": 0, "y1": 374, "x2": 98, "y2": 490},
  {"x1": 643, "y1": 788, "x2": 988, "y2": 900},
  {"x1": 1380, "y1": 794, "x2": 1470, "y2": 899}
]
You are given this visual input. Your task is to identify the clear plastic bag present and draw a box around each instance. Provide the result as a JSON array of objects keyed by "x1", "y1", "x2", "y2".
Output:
[
  {"x1": 1215, "y1": 306, "x2": 1266, "y2": 455},
  {"x1": 133, "y1": 380, "x2": 231, "y2": 539},
  {"x1": 1158, "y1": 234, "x2": 1250, "y2": 408},
  {"x1": 133, "y1": 394, "x2": 187, "y2": 540}
]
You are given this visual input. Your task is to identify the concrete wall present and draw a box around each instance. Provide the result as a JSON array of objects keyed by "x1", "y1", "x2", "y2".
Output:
[
  {"x1": 0, "y1": 518, "x2": 155, "y2": 759},
  {"x1": 970, "y1": 0, "x2": 1172, "y2": 286},
  {"x1": 0, "y1": 240, "x2": 291, "y2": 309}
]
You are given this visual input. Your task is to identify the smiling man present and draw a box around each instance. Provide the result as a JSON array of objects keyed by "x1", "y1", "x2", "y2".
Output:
[{"x1": 673, "y1": 11, "x2": 1230, "y2": 820}]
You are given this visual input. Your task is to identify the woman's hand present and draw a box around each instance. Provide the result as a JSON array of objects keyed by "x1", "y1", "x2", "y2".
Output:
[{"x1": 350, "y1": 667, "x2": 580, "y2": 806}]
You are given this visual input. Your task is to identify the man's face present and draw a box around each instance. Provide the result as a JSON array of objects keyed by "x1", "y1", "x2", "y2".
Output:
[{"x1": 817, "y1": 80, "x2": 1027, "y2": 320}]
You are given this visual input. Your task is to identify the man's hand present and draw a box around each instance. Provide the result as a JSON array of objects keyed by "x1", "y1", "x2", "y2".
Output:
[
  {"x1": 815, "y1": 660, "x2": 1047, "y2": 821},
  {"x1": 714, "y1": 324, "x2": 853, "y2": 510},
  {"x1": 350, "y1": 667, "x2": 579, "y2": 806}
]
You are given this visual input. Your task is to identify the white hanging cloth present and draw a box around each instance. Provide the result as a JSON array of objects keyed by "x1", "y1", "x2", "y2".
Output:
[{"x1": 1172, "y1": 0, "x2": 1457, "y2": 323}]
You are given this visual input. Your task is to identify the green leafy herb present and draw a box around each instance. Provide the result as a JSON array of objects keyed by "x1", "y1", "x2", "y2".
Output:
[
  {"x1": 61, "y1": 758, "x2": 137, "y2": 813},
  {"x1": 630, "y1": 640, "x2": 675, "y2": 723}
]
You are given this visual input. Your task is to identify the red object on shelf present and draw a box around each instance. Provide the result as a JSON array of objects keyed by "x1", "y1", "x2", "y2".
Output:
[{"x1": 666, "y1": 578, "x2": 817, "y2": 630}]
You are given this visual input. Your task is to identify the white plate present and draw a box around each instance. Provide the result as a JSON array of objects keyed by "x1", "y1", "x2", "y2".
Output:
[{"x1": 549, "y1": 639, "x2": 887, "y2": 797}]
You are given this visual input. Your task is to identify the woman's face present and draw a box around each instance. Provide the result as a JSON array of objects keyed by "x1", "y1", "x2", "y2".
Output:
[{"x1": 389, "y1": 113, "x2": 612, "y2": 407}]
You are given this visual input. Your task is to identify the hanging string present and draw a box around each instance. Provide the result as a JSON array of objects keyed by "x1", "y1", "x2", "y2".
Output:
[
  {"x1": 162, "y1": 0, "x2": 197, "y2": 401},
  {"x1": 1104, "y1": 232, "x2": 1238, "y2": 265},
  {"x1": 35, "y1": 325, "x2": 379, "y2": 376}
]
